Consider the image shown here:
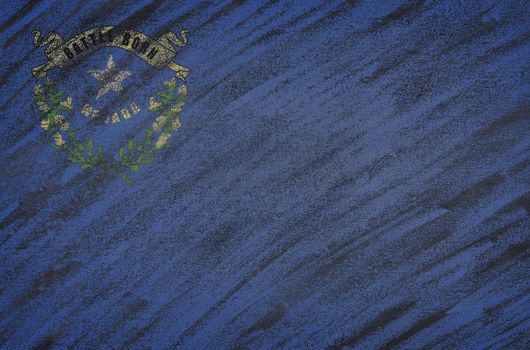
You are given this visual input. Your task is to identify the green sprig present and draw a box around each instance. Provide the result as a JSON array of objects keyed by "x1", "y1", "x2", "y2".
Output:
[{"x1": 33, "y1": 78, "x2": 187, "y2": 184}]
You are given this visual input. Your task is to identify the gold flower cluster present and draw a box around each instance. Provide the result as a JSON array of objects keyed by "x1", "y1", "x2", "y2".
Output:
[
  {"x1": 148, "y1": 78, "x2": 187, "y2": 149},
  {"x1": 34, "y1": 81, "x2": 73, "y2": 146}
]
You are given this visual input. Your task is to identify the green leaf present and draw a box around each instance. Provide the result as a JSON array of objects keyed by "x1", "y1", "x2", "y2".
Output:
[
  {"x1": 141, "y1": 156, "x2": 155, "y2": 164},
  {"x1": 118, "y1": 146, "x2": 124, "y2": 159},
  {"x1": 87, "y1": 138, "x2": 94, "y2": 154},
  {"x1": 127, "y1": 139, "x2": 135, "y2": 152},
  {"x1": 129, "y1": 164, "x2": 140, "y2": 172}
]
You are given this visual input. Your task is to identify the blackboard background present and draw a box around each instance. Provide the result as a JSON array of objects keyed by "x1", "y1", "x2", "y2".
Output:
[{"x1": 0, "y1": 1, "x2": 529, "y2": 349}]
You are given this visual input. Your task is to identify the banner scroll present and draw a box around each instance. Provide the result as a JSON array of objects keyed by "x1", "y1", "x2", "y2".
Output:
[{"x1": 32, "y1": 26, "x2": 190, "y2": 80}]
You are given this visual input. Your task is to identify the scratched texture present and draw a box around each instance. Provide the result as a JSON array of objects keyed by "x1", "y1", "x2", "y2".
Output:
[{"x1": 1, "y1": 0, "x2": 529, "y2": 349}]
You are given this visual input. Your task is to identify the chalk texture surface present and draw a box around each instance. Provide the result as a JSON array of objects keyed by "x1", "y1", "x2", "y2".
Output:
[{"x1": 0, "y1": 0, "x2": 529, "y2": 349}]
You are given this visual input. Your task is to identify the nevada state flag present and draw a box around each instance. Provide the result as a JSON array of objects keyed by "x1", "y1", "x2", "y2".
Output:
[{"x1": 0, "y1": 1, "x2": 529, "y2": 349}]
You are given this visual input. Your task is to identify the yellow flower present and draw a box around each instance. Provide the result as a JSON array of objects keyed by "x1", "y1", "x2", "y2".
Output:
[
  {"x1": 170, "y1": 101, "x2": 184, "y2": 113},
  {"x1": 40, "y1": 118, "x2": 50, "y2": 130},
  {"x1": 155, "y1": 132, "x2": 171, "y2": 149},
  {"x1": 53, "y1": 132, "x2": 65, "y2": 146},
  {"x1": 178, "y1": 84, "x2": 187, "y2": 95},
  {"x1": 111, "y1": 112, "x2": 120, "y2": 124},
  {"x1": 37, "y1": 101, "x2": 49, "y2": 113},
  {"x1": 81, "y1": 104, "x2": 99, "y2": 119},
  {"x1": 34, "y1": 84, "x2": 43, "y2": 95},
  {"x1": 121, "y1": 108, "x2": 131, "y2": 120},
  {"x1": 55, "y1": 115, "x2": 69, "y2": 131},
  {"x1": 81, "y1": 104, "x2": 91, "y2": 117},
  {"x1": 149, "y1": 97, "x2": 161, "y2": 111},
  {"x1": 60, "y1": 96, "x2": 72, "y2": 110},
  {"x1": 130, "y1": 102, "x2": 141, "y2": 114},
  {"x1": 152, "y1": 115, "x2": 167, "y2": 132},
  {"x1": 171, "y1": 117, "x2": 181, "y2": 131},
  {"x1": 164, "y1": 77, "x2": 177, "y2": 87}
]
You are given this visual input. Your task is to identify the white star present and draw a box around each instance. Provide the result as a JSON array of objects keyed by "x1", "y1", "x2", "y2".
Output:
[{"x1": 88, "y1": 55, "x2": 131, "y2": 100}]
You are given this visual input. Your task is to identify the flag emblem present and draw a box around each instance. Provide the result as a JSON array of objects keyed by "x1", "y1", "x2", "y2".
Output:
[{"x1": 31, "y1": 26, "x2": 190, "y2": 184}]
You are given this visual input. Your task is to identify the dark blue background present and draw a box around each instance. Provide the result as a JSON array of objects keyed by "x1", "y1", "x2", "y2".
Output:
[{"x1": 1, "y1": 0, "x2": 529, "y2": 349}]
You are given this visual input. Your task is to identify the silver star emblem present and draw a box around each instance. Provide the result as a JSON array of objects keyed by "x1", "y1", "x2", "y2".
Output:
[{"x1": 89, "y1": 55, "x2": 131, "y2": 100}]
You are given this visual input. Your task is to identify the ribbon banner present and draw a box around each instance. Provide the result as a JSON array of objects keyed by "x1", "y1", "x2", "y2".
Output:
[{"x1": 32, "y1": 26, "x2": 190, "y2": 80}]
